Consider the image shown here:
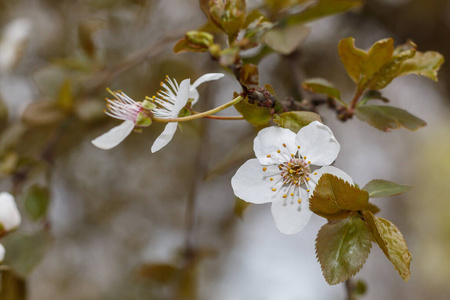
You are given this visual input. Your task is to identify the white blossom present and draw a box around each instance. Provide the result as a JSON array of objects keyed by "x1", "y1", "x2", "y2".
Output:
[
  {"x1": 231, "y1": 121, "x2": 353, "y2": 234},
  {"x1": 0, "y1": 192, "x2": 21, "y2": 232},
  {"x1": 91, "y1": 91, "x2": 144, "y2": 150},
  {"x1": 150, "y1": 73, "x2": 224, "y2": 153}
]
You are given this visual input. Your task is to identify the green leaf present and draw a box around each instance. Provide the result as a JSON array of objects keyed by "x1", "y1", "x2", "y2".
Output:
[
  {"x1": 364, "y1": 38, "x2": 394, "y2": 81},
  {"x1": 240, "y1": 63, "x2": 259, "y2": 88},
  {"x1": 363, "y1": 211, "x2": 412, "y2": 282},
  {"x1": 310, "y1": 174, "x2": 369, "y2": 219},
  {"x1": 355, "y1": 105, "x2": 426, "y2": 132},
  {"x1": 286, "y1": 0, "x2": 363, "y2": 25},
  {"x1": 262, "y1": 24, "x2": 310, "y2": 55},
  {"x1": 173, "y1": 37, "x2": 210, "y2": 54},
  {"x1": 315, "y1": 215, "x2": 372, "y2": 285},
  {"x1": 302, "y1": 78, "x2": 341, "y2": 100},
  {"x1": 234, "y1": 97, "x2": 272, "y2": 127},
  {"x1": 363, "y1": 179, "x2": 412, "y2": 198},
  {"x1": 233, "y1": 197, "x2": 251, "y2": 219},
  {"x1": 273, "y1": 111, "x2": 322, "y2": 133},
  {"x1": 24, "y1": 185, "x2": 50, "y2": 221},
  {"x1": 397, "y1": 51, "x2": 444, "y2": 81},
  {"x1": 3, "y1": 231, "x2": 53, "y2": 278},
  {"x1": 338, "y1": 37, "x2": 367, "y2": 83}
]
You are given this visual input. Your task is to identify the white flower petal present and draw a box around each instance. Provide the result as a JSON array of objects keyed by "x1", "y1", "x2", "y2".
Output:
[
  {"x1": 91, "y1": 120, "x2": 135, "y2": 150},
  {"x1": 151, "y1": 122, "x2": 178, "y2": 153},
  {"x1": 271, "y1": 188, "x2": 312, "y2": 234},
  {"x1": 0, "y1": 243, "x2": 4, "y2": 262},
  {"x1": 191, "y1": 73, "x2": 224, "y2": 89},
  {"x1": 0, "y1": 192, "x2": 21, "y2": 231},
  {"x1": 171, "y1": 79, "x2": 191, "y2": 117},
  {"x1": 231, "y1": 159, "x2": 282, "y2": 204},
  {"x1": 295, "y1": 121, "x2": 340, "y2": 166},
  {"x1": 189, "y1": 88, "x2": 200, "y2": 106},
  {"x1": 254, "y1": 127, "x2": 297, "y2": 165},
  {"x1": 308, "y1": 165, "x2": 354, "y2": 194}
]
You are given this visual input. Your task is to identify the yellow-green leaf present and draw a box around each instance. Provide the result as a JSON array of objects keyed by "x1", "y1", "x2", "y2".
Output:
[
  {"x1": 234, "y1": 97, "x2": 272, "y2": 127},
  {"x1": 397, "y1": 51, "x2": 444, "y2": 81},
  {"x1": 365, "y1": 202, "x2": 380, "y2": 215},
  {"x1": 363, "y1": 211, "x2": 412, "y2": 282},
  {"x1": 315, "y1": 215, "x2": 372, "y2": 285},
  {"x1": 302, "y1": 78, "x2": 341, "y2": 100},
  {"x1": 363, "y1": 179, "x2": 412, "y2": 198},
  {"x1": 364, "y1": 38, "x2": 394, "y2": 81},
  {"x1": 338, "y1": 37, "x2": 367, "y2": 83},
  {"x1": 310, "y1": 174, "x2": 369, "y2": 220},
  {"x1": 273, "y1": 111, "x2": 322, "y2": 133},
  {"x1": 355, "y1": 105, "x2": 426, "y2": 132}
]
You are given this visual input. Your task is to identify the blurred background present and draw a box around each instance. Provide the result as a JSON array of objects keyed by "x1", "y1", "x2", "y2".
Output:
[{"x1": 0, "y1": 0, "x2": 449, "y2": 299}]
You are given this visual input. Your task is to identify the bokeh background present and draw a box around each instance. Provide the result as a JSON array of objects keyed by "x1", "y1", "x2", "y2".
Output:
[{"x1": 0, "y1": 0, "x2": 449, "y2": 299}]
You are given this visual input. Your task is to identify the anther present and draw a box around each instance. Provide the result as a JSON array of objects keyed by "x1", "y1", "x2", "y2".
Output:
[
  {"x1": 160, "y1": 81, "x2": 163, "y2": 86},
  {"x1": 297, "y1": 146, "x2": 300, "y2": 149},
  {"x1": 291, "y1": 154, "x2": 295, "y2": 157},
  {"x1": 283, "y1": 143, "x2": 286, "y2": 147},
  {"x1": 272, "y1": 188, "x2": 277, "y2": 192},
  {"x1": 267, "y1": 154, "x2": 271, "y2": 158},
  {"x1": 283, "y1": 194, "x2": 287, "y2": 198},
  {"x1": 298, "y1": 198, "x2": 302, "y2": 203},
  {"x1": 303, "y1": 156, "x2": 307, "y2": 159},
  {"x1": 262, "y1": 167, "x2": 267, "y2": 171},
  {"x1": 306, "y1": 177, "x2": 310, "y2": 181},
  {"x1": 290, "y1": 193, "x2": 294, "y2": 196},
  {"x1": 308, "y1": 161, "x2": 311, "y2": 164},
  {"x1": 314, "y1": 172, "x2": 317, "y2": 175},
  {"x1": 270, "y1": 178, "x2": 273, "y2": 181},
  {"x1": 307, "y1": 189, "x2": 310, "y2": 192},
  {"x1": 277, "y1": 150, "x2": 281, "y2": 153}
]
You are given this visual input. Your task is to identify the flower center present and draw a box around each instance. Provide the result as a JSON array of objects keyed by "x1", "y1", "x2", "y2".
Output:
[{"x1": 279, "y1": 158, "x2": 311, "y2": 187}]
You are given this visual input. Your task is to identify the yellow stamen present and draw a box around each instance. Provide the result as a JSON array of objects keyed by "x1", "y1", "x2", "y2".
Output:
[
  {"x1": 160, "y1": 81, "x2": 163, "y2": 86},
  {"x1": 308, "y1": 161, "x2": 311, "y2": 164},
  {"x1": 272, "y1": 188, "x2": 277, "y2": 192},
  {"x1": 291, "y1": 154, "x2": 295, "y2": 157},
  {"x1": 298, "y1": 198, "x2": 302, "y2": 203},
  {"x1": 290, "y1": 193, "x2": 294, "y2": 196},
  {"x1": 307, "y1": 189, "x2": 310, "y2": 192},
  {"x1": 270, "y1": 178, "x2": 273, "y2": 181},
  {"x1": 283, "y1": 194, "x2": 287, "y2": 198},
  {"x1": 306, "y1": 177, "x2": 310, "y2": 181},
  {"x1": 314, "y1": 172, "x2": 318, "y2": 175},
  {"x1": 303, "y1": 156, "x2": 307, "y2": 159},
  {"x1": 297, "y1": 146, "x2": 300, "y2": 149},
  {"x1": 283, "y1": 143, "x2": 286, "y2": 147},
  {"x1": 262, "y1": 167, "x2": 267, "y2": 171},
  {"x1": 277, "y1": 150, "x2": 281, "y2": 153},
  {"x1": 267, "y1": 154, "x2": 271, "y2": 158}
]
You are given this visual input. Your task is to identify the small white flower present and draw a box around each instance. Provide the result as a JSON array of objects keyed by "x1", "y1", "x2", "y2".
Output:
[
  {"x1": 0, "y1": 243, "x2": 5, "y2": 262},
  {"x1": 231, "y1": 121, "x2": 353, "y2": 234},
  {"x1": 0, "y1": 192, "x2": 21, "y2": 233},
  {"x1": 150, "y1": 73, "x2": 224, "y2": 153},
  {"x1": 91, "y1": 91, "x2": 145, "y2": 150}
]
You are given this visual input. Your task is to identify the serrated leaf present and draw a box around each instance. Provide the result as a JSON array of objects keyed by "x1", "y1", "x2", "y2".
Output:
[
  {"x1": 233, "y1": 197, "x2": 251, "y2": 219},
  {"x1": 355, "y1": 105, "x2": 426, "y2": 132},
  {"x1": 3, "y1": 231, "x2": 53, "y2": 278},
  {"x1": 338, "y1": 37, "x2": 367, "y2": 83},
  {"x1": 397, "y1": 51, "x2": 444, "y2": 81},
  {"x1": 310, "y1": 174, "x2": 369, "y2": 219},
  {"x1": 262, "y1": 24, "x2": 310, "y2": 55},
  {"x1": 316, "y1": 215, "x2": 372, "y2": 285},
  {"x1": 234, "y1": 97, "x2": 272, "y2": 127},
  {"x1": 24, "y1": 185, "x2": 50, "y2": 221},
  {"x1": 286, "y1": 0, "x2": 363, "y2": 25},
  {"x1": 273, "y1": 111, "x2": 322, "y2": 133},
  {"x1": 363, "y1": 179, "x2": 412, "y2": 198},
  {"x1": 363, "y1": 211, "x2": 412, "y2": 282},
  {"x1": 302, "y1": 78, "x2": 341, "y2": 100}
]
